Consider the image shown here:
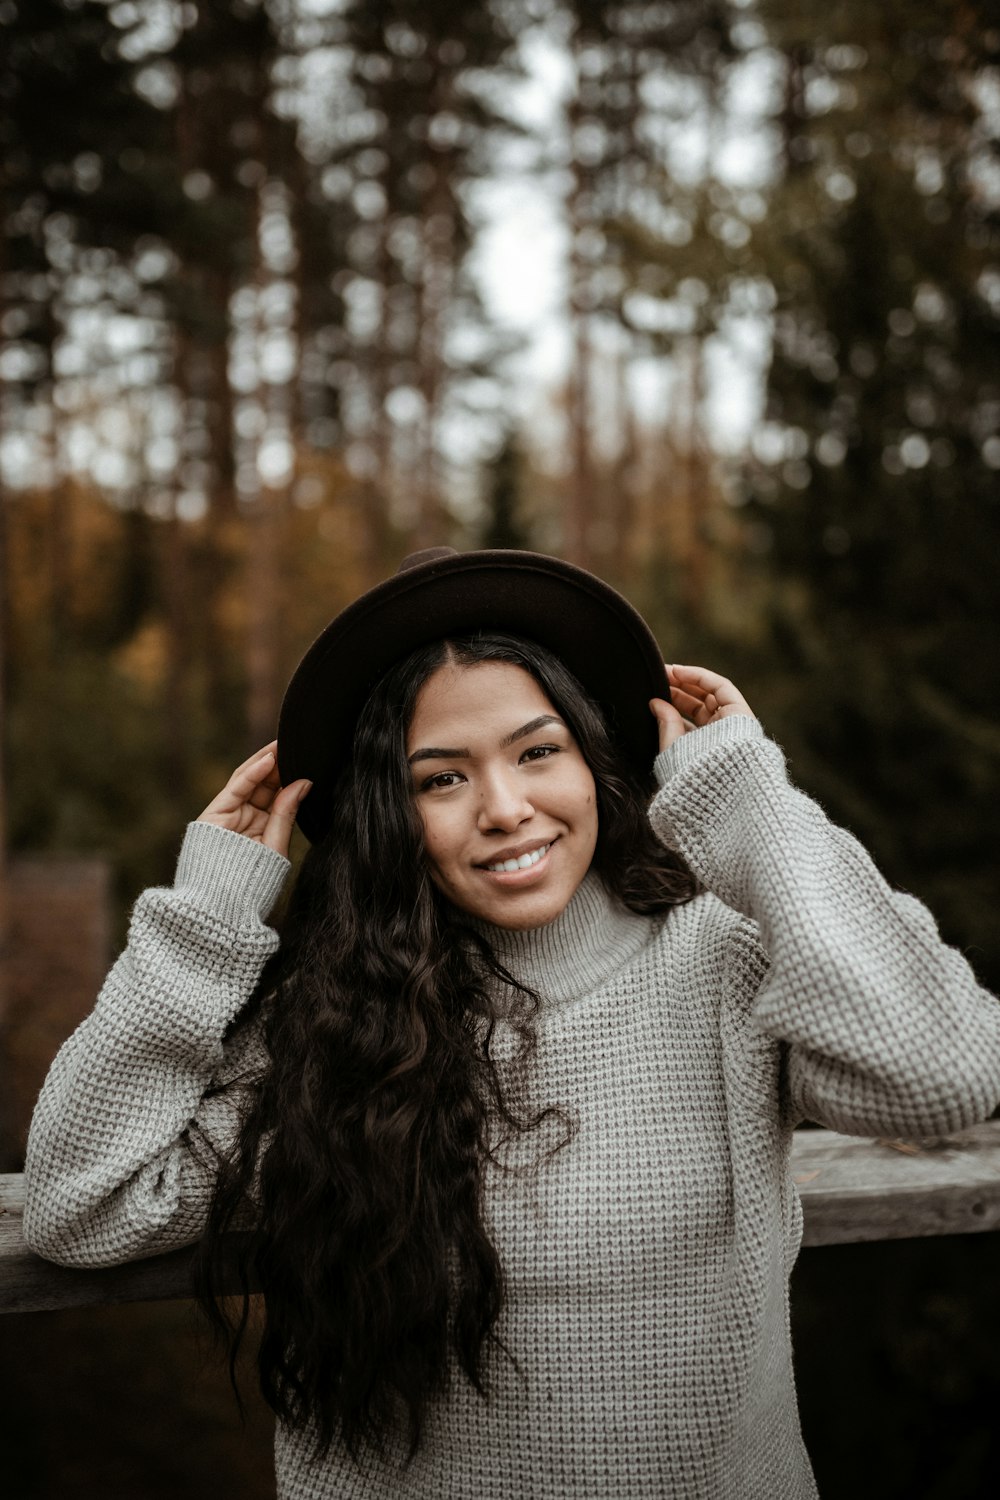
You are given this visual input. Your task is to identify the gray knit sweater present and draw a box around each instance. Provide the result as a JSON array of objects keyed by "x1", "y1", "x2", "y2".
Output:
[{"x1": 24, "y1": 716, "x2": 1000, "y2": 1500}]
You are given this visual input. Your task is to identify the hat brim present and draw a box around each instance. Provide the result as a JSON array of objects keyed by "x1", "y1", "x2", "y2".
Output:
[{"x1": 277, "y1": 550, "x2": 669, "y2": 843}]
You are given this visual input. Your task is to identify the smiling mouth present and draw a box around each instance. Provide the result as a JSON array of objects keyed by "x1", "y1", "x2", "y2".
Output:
[
  {"x1": 476, "y1": 838, "x2": 557, "y2": 875},
  {"x1": 483, "y1": 842, "x2": 551, "y2": 873}
]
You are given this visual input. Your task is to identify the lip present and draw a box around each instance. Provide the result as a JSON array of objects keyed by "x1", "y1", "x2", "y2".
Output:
[
  {"x1": 475, "y1": 836, "x2": 557, "y2": 868},
  {"x1": 475, "y1": 837, "x2": 558, "y2": 884}
]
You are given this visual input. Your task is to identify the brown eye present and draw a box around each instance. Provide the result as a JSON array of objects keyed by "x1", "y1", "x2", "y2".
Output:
[
  {"x1": 520, "y1": 744, "x2": 559, "y2": 763},
  {"x1": 420, "y1": 771, "x2": 464, "y2": 792}
]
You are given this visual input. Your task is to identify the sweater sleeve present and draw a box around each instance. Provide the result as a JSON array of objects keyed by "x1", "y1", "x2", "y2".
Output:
[
  {"x1": 22, "y1": 821, "x2": 290, "y2": 1267},
  {"x1": 648, "y1": 715, "x2": 1000, "y2": 1136}
]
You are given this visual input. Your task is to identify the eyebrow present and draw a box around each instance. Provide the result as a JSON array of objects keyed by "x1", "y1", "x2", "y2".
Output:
[{"x1": 407, "y1": 714, "x2": 565, "y2": 765}]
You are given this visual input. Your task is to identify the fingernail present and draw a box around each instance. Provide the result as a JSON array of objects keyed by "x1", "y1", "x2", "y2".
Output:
[{"x1": 297, "y1": 781, "x2": 313, "y2": 801}]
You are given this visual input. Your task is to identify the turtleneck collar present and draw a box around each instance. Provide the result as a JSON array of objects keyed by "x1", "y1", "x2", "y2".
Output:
[{"x1": 477, "y1": 870, "x2": 654, "y2": 1009}]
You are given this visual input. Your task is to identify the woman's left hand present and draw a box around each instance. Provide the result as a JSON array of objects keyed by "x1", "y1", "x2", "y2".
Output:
[{"x1": 649, "y1": 664, "x2": 755, "y2": 754}]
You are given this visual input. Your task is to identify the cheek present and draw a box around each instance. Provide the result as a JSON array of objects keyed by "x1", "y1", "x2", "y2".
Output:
[
  {"x1": 585, "y1": 797, "x2": 599, "y2": 842},
  {"x1": 581, "y1": 781, "x2": 599, "y2": 850},
  {"x1": 416, "y1": 803, "x2": 461, "y2": 877}
]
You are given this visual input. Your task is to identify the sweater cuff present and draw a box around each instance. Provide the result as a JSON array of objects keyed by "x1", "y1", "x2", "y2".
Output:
[
  {"x1": 653, "y1": 714, "x2": 765, "y2": 787},
  {"x1": 175, "y1": 821, "x2": 290, "y2": 927}
]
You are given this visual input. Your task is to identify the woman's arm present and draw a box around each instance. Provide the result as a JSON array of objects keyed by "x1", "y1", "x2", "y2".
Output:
[
  {"x1": 648, "y1": 671, "x2": 1000, "y2": 1136},
  {"x1": 23, "y1": 746, "x2": 310, "y2": 1267}
]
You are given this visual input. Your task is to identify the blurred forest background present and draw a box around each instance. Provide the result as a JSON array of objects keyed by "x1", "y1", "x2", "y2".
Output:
[{"x1": 0, "y1": 1, "x2": 998, "y2": 1497}]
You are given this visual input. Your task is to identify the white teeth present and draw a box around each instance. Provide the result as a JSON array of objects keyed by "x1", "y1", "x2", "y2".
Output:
[{"x1": 487, "y1": 842, "x2": 550, "y2": 874}]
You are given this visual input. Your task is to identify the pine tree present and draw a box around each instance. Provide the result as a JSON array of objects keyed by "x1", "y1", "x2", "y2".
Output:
[
  {"x1": 746, "y1": 0, "x2": 1000, "y2": 975},
  {"x1": 482, "y1": 429, "x2": 527, "y2": 549},
  {"x1": 546, "y1": 0, "x2": 738, "y2": 572},
  {"x1": 322, "y1": 0, "x2": 529, "y2": 567}
]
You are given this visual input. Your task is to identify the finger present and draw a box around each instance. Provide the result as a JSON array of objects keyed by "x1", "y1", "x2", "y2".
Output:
[
  {"x1": 668, "y1": 664, "x2": 729, "y2": 688},
  {"x1": 201, "y1": 751, "x2": 279, "y2": 821},
  {"x1": 229, "y1": 741, "x2": 279, "y2": 779},
  {"x1": 649, "y1": 698, "x2": 690, "y2": 753},
  {"x1": 226, "y1": 749, "x2": 280, "y2": 803},
  {"x1": 665, "y1": 674, "x2": 718, "y2": 714},
  {"x1": 668, "y1": 687, "x2": 716, "y2": 720},
  {"x1": 668, "y1": 665, "x2": 754, "y2": 719},
  {"x1": 669, "y1": 664, "x2": 739, "y2": 704},
  {"x1": 262, "y1": 779, "x2": 313, "y2": 857},
  {"x1": 246, "y1": 776, "x2": 284, "y2": 812}
]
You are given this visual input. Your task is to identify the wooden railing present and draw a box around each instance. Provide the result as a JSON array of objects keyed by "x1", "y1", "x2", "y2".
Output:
[{"x1": 3, "y1": 1121, "x2": 1000, "y2": 1316}]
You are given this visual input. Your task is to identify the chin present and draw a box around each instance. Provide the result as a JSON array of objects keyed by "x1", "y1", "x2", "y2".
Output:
[
  {"x1": 463, "y1": 878, "x2": 585, "y2": 932},
  {"x1": 493, "y1": 896, "x2": 571, "y2": 931}
]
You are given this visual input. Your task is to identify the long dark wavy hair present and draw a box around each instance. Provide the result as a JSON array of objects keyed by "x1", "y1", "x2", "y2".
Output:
[{"x1": 197, "y1": 633, "x2": 696, "y2": 1461}]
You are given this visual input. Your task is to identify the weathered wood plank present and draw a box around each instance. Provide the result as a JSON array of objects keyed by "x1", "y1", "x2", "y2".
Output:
[
  {"x1": 0, "y1": 1221, "x2": 204, "y2": 1314},
  {"x1": 0, "y1": 1177, "x2": 253, "y2": 1315},
  {"x1": 3, "y1": 1120, "x2": 1000, "y2": 1312},
  {"x1": 793, "y1": 1120, "x2": 1000, "y2": 1245}
]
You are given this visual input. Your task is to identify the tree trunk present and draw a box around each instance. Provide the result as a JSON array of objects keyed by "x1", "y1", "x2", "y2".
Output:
[
  {"x1": 413, "y1": 66, "x2": 458, "y2": 552},
  {"x1": 675, "y1": 339, "x2": 710, "y2": 621},
  {"x1": 244, "y1": 184, "x2": 287, "y2": 749},
  {"x1": 565, "y1": 78, "x2": 595, "y2": 568},
  {"x1": 611, "y1": 346, "x2": 640, "y2": 582},
  {"x1": 0, "y1": 432, "x2": 10, "y2": 1159},
  {"x1": 160, "y1": 328, "x2": 197, "y2": 806},
  {"x1": 244, "y1": 488, "x2": 282, "y2": 749}
]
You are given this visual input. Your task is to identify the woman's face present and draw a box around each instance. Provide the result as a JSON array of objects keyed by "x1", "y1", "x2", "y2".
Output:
[{"x1": 407, "y1": 660, "x2": 599, "y2": 930}]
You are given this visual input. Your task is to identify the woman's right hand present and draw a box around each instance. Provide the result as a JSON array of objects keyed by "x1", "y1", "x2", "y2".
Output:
[{"x1": 196, "y1": 741, "x2": 312, "y2": 859}]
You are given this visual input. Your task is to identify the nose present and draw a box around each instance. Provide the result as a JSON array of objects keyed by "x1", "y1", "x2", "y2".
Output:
[{"x1": 476, "y1": 768, "x2": 534, "y2": 833}]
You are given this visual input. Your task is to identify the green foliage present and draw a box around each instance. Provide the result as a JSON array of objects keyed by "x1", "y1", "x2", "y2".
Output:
[{"x1": 733, "y1": 1, "x2": 1000, "y2": 987}]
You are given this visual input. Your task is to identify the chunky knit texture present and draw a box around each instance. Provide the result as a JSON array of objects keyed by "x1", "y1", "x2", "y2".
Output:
[{"x1": 24, "y1": 716, "x2": 1000, "y2": 1499}]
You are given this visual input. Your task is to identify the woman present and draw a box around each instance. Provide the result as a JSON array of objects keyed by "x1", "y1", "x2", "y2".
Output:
[{"x1": 24, "y1": 547, "x2": 1000, "y2": 1500}]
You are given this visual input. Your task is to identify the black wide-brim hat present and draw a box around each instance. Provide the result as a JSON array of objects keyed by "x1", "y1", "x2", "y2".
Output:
[{"x1": 277, "y1": 547, "x2": 670, "y2": 843}]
